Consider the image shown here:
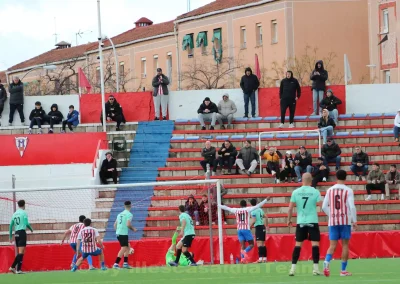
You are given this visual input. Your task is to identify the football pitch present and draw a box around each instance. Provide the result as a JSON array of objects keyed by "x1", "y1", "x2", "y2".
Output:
[{"x1": 1, "y1": 259, "x2": 399, "y2": 284}]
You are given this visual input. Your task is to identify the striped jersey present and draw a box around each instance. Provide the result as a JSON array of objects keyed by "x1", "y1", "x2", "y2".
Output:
[
  {"x1": 77, "y1": 226, "x2": 100, "y2": 253},
  {"x1": 322, "y1": 184, "x2": 357, "y2": 226},
  {"x1": 69, "y1": 223, "x2": 85, "y2": 244}
]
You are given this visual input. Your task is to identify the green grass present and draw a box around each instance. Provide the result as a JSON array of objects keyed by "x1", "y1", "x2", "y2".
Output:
[{"x1": 1, "y1": 259, "x2": 399, "y2": 284}]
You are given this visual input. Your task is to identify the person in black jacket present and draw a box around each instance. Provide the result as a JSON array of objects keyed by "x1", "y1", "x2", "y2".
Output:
[
  {"x1": 294, "y1": 146, "x2": 313, "y2": 182},
  {"x1": 312, "y1": 158, "x2": 330, "y2": 188},
  {"x1": 198, "y1": 97, "x2": 218, "y2": 130},
  {"x1": 310, "y1": 60, "x2": 328, "y2": 115},
  {"x1": 200, "y1": 141, "x2": 218, "y2": 175},
  {"x1": 100, "y1": 152, "x2": 118, "y2": 184},
  {"x1": 44, "y1": 103, "x2": 64, "y2": 133},
  {"x1": 321, "y1": 138, "x2": 342, "y2": 170},
  {"x1": 240, "y1": 67, "x2": 260, "y2": 118},
  {"x1": 279, "y1": 151, "x2": 296, "y2": 183},
  {"x1": 28, "y1": 101, "x2": 46, "y2": 134},
  {"x1": 320, "y1": 89, "x2": 342, "y2": 124},
  {"x1": 215, "y1": 140, "x2": 237, "y2": 175},
  {"x1": 100, "y1": 95, "x2": 124, "y2": 131},
  {"x1": 318, "y1": 109, "x2": 336, "y2": 144},
  {"x1": 350, "y1": 146, "x2": 369, "y2": 181},
  {"x1": 0, "y1": 79, "x2": 7, "y2": 123},
  {"x1": 8, "y1": 77, "x2": 25, "y2": 126},
  {"x1": 152, "y1": 68, "x2": 170, "y2": 120},
  {"x1": 279, "y1": 71, "x2": 301, "y2": 128}
]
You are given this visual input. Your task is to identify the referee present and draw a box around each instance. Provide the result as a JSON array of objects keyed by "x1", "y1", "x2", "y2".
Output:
[{"x1": 250, "y1": 199, "x2": 268, "y2": 263}]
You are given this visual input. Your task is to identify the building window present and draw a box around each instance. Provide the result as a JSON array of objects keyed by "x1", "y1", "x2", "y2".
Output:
[
  {"x1": 182, "y1": 34, "x2": 194, "y2": 58},
  {"x1": 153, "y1": 55, "x2": 159, "y2": 72},
  {"x1": 141, "y1": 58, "x2": 146, "y2": 78},
  {"x1": 384, "y1": 70, "x2": 390, "y2": 83},
  {"x1": 119, "y1": 62, "x2": 125, "y2": 80},
  {"x1": 196, "y1": 31, "x2": 208, "y2": 55},
  {"x1": 256, "y1": 23, "x2": 263, "y2": 46},
  {"x1": 383, "y1": 9, "x2": 389, "y2": 34},
  {"x1": 96, "y1": 67, "x2": 100, "y2": 83},
  {"x1": 271, "y1": 20, "x2": 278, "y2": 44},
  {"x1": 240, "y1": 26, "x2": 247, "y2": 49},
  {"x1": 212, "y1": 28, "x2": 222, "y2": 63},
  {"x1": 167, "y1": 52, "x2": 172, "y2": 83}
]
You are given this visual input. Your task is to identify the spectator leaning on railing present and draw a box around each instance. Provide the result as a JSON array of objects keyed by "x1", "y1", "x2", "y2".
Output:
[
  {"x1": 393, "y1": 109, "x2": 400, "y2": 142},
  {"x1": 320, "y1": 89, "x2": 342, "y2": 124},
  {"x1": 350, "y1": 146, "x2": 369, "y2": 181},
  {"x1": 385, "y1": 165, "x2": 400, "y2": 200},
  {"x1": 365, "y1": 163, "x2": 385, "y2": 201},
  {"x1": 217, "y1": 93, "x2": 237, "y2": 130}
]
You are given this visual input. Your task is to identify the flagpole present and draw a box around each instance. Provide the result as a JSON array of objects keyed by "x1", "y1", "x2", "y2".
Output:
[
  {"x1": 97, "y1": 0, "x2": 107, "y2": 132},
  {"x1": 344, "y1": 54, "x2": 348, "y2": 86}
]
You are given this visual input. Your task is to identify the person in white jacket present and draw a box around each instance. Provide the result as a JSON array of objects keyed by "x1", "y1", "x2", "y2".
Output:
[
  {"x1": 216, "y1": 94, "x2": 237, "y2": 130},
  {"x1": 394, "y1": 109, "x2": 400, "y2": 142}
]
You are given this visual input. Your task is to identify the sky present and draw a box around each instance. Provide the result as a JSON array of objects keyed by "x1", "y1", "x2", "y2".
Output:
[{"x1": 0, "y1": 0, "x2": 214, "y2": 71}]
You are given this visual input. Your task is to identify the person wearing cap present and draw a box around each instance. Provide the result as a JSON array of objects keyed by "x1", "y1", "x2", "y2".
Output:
[
  {"x1": 365, "y1": 163, "x2": 385, "y2": 201},
  {"x1": 100, "y1": 95, "x2": 124, "y2": 131},
  {"x1": 294, "y1": 146, "x2": 313, "y2": 182},
  {"x1": 385, "y1": 165, "x2": 400, "y2": 200},
  {"x1": 152, "y1": 68, "x2": 170, "y2": 120},
  {"x1": 198, "y1": 97, "x2": 218, "y2": 130},
  {"x1": 100, "y1": 151, "x2": 118, "y2": 184},
  {"x1": 260, "y1": 146, "x2": 282, "y2": 183},
  {"x1": 350, "y1": 146, "x2": 369, "y2": 181},
  {"x1": 217, "y1": 93, "x2": 237, "y2": 129},
  {"x1": 236, "y1": 140, "x2": 259, "y2": 176},
  {"x1": 311, "y1": 157, "x2": 330, "y2": 188},
  {"x1": 321, "y1": 138, "x2": 342, "y2": 170},
  {"x1": 320, "y1": 89, "x2": 342, "y2": 124},
  {"x1": 393, "y1": 109, "x2": 400, "y2": 142},
  {"x1": 279, "y1": 151, "x2": 296, "y2": 183},
  {"x1": 61, "y1": 105, "x2": 79, "y2": 133},
  {"x1": 28, "y1": 101, "x2": 46, "y2": 134},
  {"x1": 318, "y1": 109, "x2": 336, "y2": 144},
  {"x1": 8, "y1": 76, "x2": 25, "y2": 126}
]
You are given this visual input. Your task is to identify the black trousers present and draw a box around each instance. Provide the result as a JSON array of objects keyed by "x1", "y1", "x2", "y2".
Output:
[
  {"x1": 29, "y1": 117, "x2": 42, "y2": 129},
  {"x1": 100, "y1": 169, "x2": 118, "y2": 184},
  {"x1": 312, "y1": 170, "x2": 329, "y2": 188},
  {"x1": 216, "y1": 156, "x2": 235, "y2": 171},
  {"x1": 366, "y1": 183, "x2": 385, "y2": 194},
  {"x1": 280, "y1": 167, "x2": 295, "y2": 181},
  {"x1": 62, "y1": 120, "x2": 73, "y2": 131},
  {"x1": 200, "y1": 159, "x2": 218, "y2": 171},
  {"x1": 280, "y1": 100, "x2": 296, "y2": 124},
  {"x1": 101, "y1": 114, "x2": 123, "y2": 128},
  {"x1": 266, "y1": 161, "x2": 280, "y2": 175},
  {"x1": 44, "y1": 115, "x2": 62, "y2": 128},
  {"x1": 0, "y1": 103, "x2": 4, "y2": 117},
  {"x1": 9, "y1": 104, "x2": 25, "y2": 123}
]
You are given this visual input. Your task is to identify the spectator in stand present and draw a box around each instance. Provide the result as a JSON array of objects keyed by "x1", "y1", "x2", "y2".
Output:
[
  {"x1": 198, "y1": 97, "x2": 218, "y2": 130},
  {"x1": 260, "y1": 146, "x2": 282, "y2": 183},
  {"x1": 240, "y1": 67, "x2": 260, "y2": 118},
  {"x1": 365, "y1": 163, "x2": 385, "y2": 201},
  {"x1": 101, "y1": 95, "x2": 124, "y2": 131},
  {"x1": 236, "y1": 140, "x2": 259, "y2": 176},
  {"x1": 312, "y1": 157, "x2": 329, "y2": 188},
  {"x1": 0, "y1": 79, "x2": 7, "y2": 123},
  {"x1": 217, "y1": 93, "x2": 237, "y2": 129},
  {"x1": 185, "y1": 195, "x2": 200, "y2": 226},
  {"x1": 318, "y1": 109, "x2": 336, "y2": 144},
  {"x1": 385, "y1": 165, "x2": 400, "y2": 200},
  {"x1": 321, "y1": 138, "x2": 342, "y2": 170},
  {"x1": 279, "y1": 71, "x2": 301, "y2": 129},
  {"x1": 45, "y1": 104, "x2": 63, "y2": 134},
  {"x1": 320, "y1": 89, "x2": 342, "y2": 124},
  {"x1": 279, "y1": 151, "x2": 296, "y2": 183},
  {"x1": 350, "y1": 146, "x2": 369, "y2": 181},
  {"x1": 62, "y1": 105, "x2": 79, "y2": 133},
  {"x1": 99, "y1": 152, "x2": 118, "y2": 184},
  {"x1": 152, "y1": 68, "x2": 170, "y2": 120},
  {"x1": 200, "y1": 141, "x2": 217, "y2": 175},
  {"x1": 215, "y1": 140, "x2": 237, "y2": 175},
  {"x1": 294, "y1": 146, "x2": 313, "y2": 182},
  {"x1": 393, "y1": 109, "x2": 400, "y2": 142},
  {"x1": 28, "y1": 101, "x2": 46, "y2": 134},
  {"x1": 8, "y1": 76, "x2": 25, "y2": 126},
  {"x1": 199, "y1": 194, "x2": 217, "y2": 225},
  {"x1": 310, "y1": 60, "x2": 328, "y2": 115}
]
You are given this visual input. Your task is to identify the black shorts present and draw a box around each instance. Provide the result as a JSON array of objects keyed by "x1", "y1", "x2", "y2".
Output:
[
  {"x1": 255, "y1": 225, "x2": 266, "y2": 241},
  {"x1": 182, "y1": 235, "x2": 195, "y2": 248},
  {"x1": 295, "y1": 224, "x2": 320, "y2": 242},
  {"x1": 15, "y1": 230, "x2": 27, "y2": 247},
  {"x1": 117, "y1": 235, "x2": 129, "y2": 247}
]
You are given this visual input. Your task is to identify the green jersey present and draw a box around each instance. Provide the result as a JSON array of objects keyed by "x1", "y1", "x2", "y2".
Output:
[
  {"x1": 165, "y1": 250, "x2": 191, "y2": 266},
  {"x1": 251, "y1": 208, "x2": 265, "y2": 226},
  {"x1": 290, "y1": 186, "x2": 321, "y2": 224},
  {"x1": 116, "y1": 210, "x2": 133, "y2": 235},
  {"x1": 9, "y1": 209, "x2": 32, "y2": 238},
  {"x1": 179, "y1": 213, "x2": 195, "y2": 236}
]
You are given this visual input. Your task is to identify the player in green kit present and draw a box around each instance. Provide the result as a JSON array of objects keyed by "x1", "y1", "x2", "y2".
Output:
[
  {"x1": 9, "y1": 200, "x2": 33, "y2": 274},
  {"x1": 250, "y1": 199, "x2": 268, "y2": 263},
  {"x1": 168, "y1": 205, "x2": 197, "y2": 266},
  {"x1": 165, "y1": 227, "x2": 193, "y2": 266},
  {"x1": 113, "y1": 201, "x2": 137, "y2": 269},
  {"x1": 287, "y1": 173, "x2": 321, "y2": 276}
]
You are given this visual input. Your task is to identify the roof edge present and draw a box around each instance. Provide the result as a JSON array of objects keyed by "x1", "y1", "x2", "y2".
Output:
[{"x1": 7, "y1": 56, "x2": 87, "y2": 74}]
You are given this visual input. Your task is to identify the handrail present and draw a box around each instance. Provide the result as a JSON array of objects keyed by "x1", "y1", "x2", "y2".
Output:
[
  {"x1": 258, "y1": 129, "x2": 322, "y2": 174},
  {"x1": 92, "y1": 139, "x2": 102, "y2": 177}
]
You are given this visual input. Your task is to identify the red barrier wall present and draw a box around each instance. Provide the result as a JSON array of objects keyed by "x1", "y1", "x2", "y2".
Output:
[
  {"x1": 1, "y1": 231, "x2": 399, "y2": 273},
  {"x1": 0, "y1": 133, "x2": 107, "y2": 166},
  {"x1": 258, "y1": 86, "x2": 346, "y2": 117},
  {"x1": 80, "y1": 92, "x2": 155, "y2": 123}
]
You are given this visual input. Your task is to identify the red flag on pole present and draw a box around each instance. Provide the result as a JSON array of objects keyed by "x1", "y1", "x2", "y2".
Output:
[
  {"x1": 78, "y1": 67, "x2": 92, "y2": 95},
  {"x1": 255, "y1": 54, "x2": 261, "y2": 79}
]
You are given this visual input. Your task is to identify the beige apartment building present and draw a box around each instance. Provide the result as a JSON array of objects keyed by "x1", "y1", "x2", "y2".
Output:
[{"x1": 6, "y1": 0, "x2": 373, "y2": 94}]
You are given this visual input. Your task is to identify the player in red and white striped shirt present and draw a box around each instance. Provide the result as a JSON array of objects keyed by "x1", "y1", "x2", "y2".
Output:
[
  {"x1": 72, "y1": 218, "x2": 106, "y2": 271},
  {"x1": 60, "y1": 215, "x2": 94, "y2": 269},
  {"x1": 322, "y1": 170, "x2": 357, "y2": 277},
  {"x1": 219, "y1": 198, "x2": 269, "y2": 262}
]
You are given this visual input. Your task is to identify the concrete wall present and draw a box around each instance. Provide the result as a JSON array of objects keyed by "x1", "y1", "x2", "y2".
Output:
[
  {"x1": 346, "y1": 83, "x2": 400, "y2": 113},
  {"x1": 1, "y1": 94, "x2": 80, "y2": 126},
  {"x1": 168, "y1": 88, "x2": 256, "y2": 120}
]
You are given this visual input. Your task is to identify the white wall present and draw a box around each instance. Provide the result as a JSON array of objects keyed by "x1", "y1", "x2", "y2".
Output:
[
  {"x1": 346, "y1": 84, "x2": 400, "y2": 114},
  {"x1": 0, "y1": 94, "x2": 80, "y2": 126},
  {"x1": 168, "y1": 89, "x2": 258, "y2": 120}
]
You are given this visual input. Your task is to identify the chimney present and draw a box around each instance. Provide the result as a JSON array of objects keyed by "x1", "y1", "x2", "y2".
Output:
[
  {"x1": 134, "y1": 17, "x2": 153, "y2": 28},
  {"x1": 55, "y1": 41, "x2": 71, "y2": 49}
]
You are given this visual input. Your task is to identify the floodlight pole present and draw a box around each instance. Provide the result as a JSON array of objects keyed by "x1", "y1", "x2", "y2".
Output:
[{"x1": 97, "y1": 0, "x2": 107, "y2": 132}]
